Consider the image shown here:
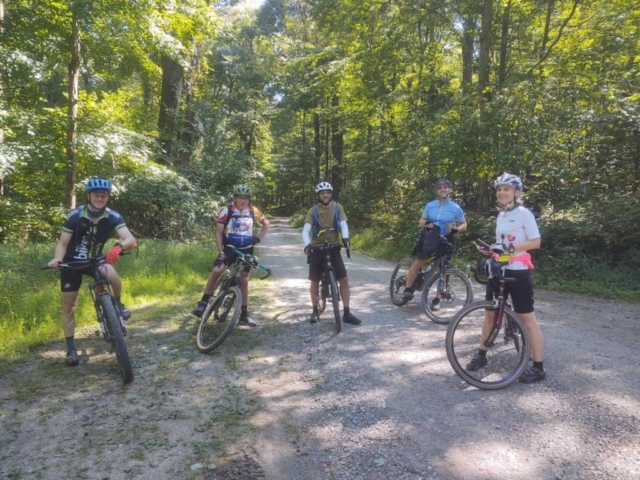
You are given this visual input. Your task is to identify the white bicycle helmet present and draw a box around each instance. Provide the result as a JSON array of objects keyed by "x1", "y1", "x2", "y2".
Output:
[
  {"x1": 233, "y1": 184, "x2": 252, "y2": 197},
  {"x1": 494, "y1": 172, "x2": 524, "y2": 191},
  {"x1": 315, "y1": 182, "x2": 333, "y2": 194}
]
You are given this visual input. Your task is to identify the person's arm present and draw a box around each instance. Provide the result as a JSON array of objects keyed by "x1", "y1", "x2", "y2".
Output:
[
  {"x1": 455, "y1": 219, "x2": 468, "y2": 232},
  {"x1": 256, "y1": 215, "x2": 270, "y2": 241},
  {"x1": 116, "y1": 227, "x2": 137, "y2": 251},
  {"x1": 514, "y1": 237, "x2": 541, "y2": 252},
  {"x1": 340, "y1": 220, "x2": 349, "y2": 239},
  {"x1": 302, "y1": 223, "x2": 312, "y2": 246},
  {"x1": 418, "y1": 216, "x2": 429, "y2": 228},
  {"x1": 48, "y1": 231, "x2": 72, "y2": 268},
  {"x1": 215, "y1": 222, "x2": 226, "y2": 254}
]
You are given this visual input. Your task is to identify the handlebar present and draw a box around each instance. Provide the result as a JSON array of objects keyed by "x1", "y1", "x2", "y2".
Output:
[
  {"x1": 41, "y1": 252, "x2": 132, "y2": 271},
  {"x1": 232, "y1": 248, "x2": 272, "y2": 279}
]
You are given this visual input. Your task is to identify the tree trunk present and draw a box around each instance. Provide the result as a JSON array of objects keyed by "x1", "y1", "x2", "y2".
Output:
[
  {"x1": 158, "y1": 55, "x2": 184, "y2": 162},
  {"x1": 330, "y1": 96, "x2": 343, "y2": 199},
  {"x1": 65, "y1": 8, "x2": 81, "y2": 209},
  {"x1": 461, "y1": 17, "x2": 475, "y2": 92},
  {"x1": 313, "y1": 99, "x2": 321, "y2": 183},
  {"x1": 477, "y1": 0, "x2": 493, "y2": 213},
  {"x1": 0, "y1": 0, "x2": 4, "y2": 195},
  {"x1": 498, "y1": 0, "x2": 512, "y2": 89}
]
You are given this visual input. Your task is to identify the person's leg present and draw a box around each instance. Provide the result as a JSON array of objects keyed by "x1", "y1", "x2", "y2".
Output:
[
  {"x1": 404, "y1": 257, "x2": 428, "y2": 290},
  {"x1": 310, "y1": 280, "x2": 320, "y2": 307},
  {"x1": 193, "y1": 263, "x2": 227, "y2": 317},
  {"x1": 104, "y1": 264, "x2": 130, "y2": 319},
  {"x1": 238, "y1": 270, "x2": 256, "y2": 326},
  {"x1": 338, "y1": 276, "x2": 350, "y2": 307},
  {"x1": 517, "y1": 312, "x2": 544, "y2": 362},
  {"x1": 62, "y1": 290, "x2": 80, "y2": 366}
]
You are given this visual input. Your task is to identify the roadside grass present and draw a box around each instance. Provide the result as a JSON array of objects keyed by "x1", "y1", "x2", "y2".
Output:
[{"x1": 0, "y1": 239, "x2": 217, "y2": 368}]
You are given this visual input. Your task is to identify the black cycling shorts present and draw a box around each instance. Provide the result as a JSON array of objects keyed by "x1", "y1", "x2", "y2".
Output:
[
  {"x1": 485, "y1": 269, "x2": 535, "y2": 314},
  {"x1": 219, "y1": 245, "x2": 254, "y2": 273},
  {"x1": 60, "y1": 266, "x2": 98, "y2": 293},
  {"x1": 308, "y1": 250, "x2": 347, "y2": 282}
]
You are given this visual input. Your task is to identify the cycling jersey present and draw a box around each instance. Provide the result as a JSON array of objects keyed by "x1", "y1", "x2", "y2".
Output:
[
  {"x1": 218, "y1": 205, "x2": 266, "y2": 249},
  {"x1": 495, "y1": 206, "x2": 540, "y2": 270},
  {"x1": 61, "y1": 205, "x2": 127, "y2": 262},
  {"x1": 305, "y1": 203, "x2": 347, "y2": 246},
  {"x1": 422, "y1": 199, "x2": 465, "y2": 236}
]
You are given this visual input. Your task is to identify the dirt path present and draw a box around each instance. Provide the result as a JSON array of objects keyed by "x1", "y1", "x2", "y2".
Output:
[{"x1": 1, "y1": 217, "x2": 639, "y2": 480}]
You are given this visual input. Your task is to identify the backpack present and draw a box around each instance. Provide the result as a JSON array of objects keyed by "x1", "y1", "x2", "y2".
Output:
[{"x1": 311, "y1": 202, "x2": 341, "y2": 239}]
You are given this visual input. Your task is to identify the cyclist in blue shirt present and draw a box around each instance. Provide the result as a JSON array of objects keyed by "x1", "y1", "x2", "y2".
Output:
[{"x1": 402, "y1": 178, "x2": 467, "y2": 306}]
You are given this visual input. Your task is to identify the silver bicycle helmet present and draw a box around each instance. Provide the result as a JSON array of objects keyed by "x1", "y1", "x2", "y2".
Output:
[
  {"x1": 315, "y1": 182, "x2": 333, "y2": 194},
  {"x1": 494, "y1": 172, "x2": 523, "y2": 191}
]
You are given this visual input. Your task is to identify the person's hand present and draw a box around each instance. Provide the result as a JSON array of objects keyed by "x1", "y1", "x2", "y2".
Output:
[
  {"x1": 304, "y1": 244, "x2": 311, "y2": 256},
  {"x1": 342, "y1": 238, "x2": 350, "y2": 250},
  {"x1": 425, "y1": 222, "x2": 435, "y2": 230},
  {"x1": 106, "y1": 244, "x2": 123, "y2": 265},
  {"x1": 214, "y1": 253, "x2": 226, "y2": 267},
  {"x1": 477, "y1": 245, "x2": 491, "y2": 256},
  {"x1": 48, "y1": 258, "x2": 62, "y2": 269},
  {"x1": 252, "y1": 235, "x2": 261, "y2": 245}
]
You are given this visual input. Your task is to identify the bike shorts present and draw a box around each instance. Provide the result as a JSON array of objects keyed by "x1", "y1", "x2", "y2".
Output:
[
  {"x1": 219, "y1": 245, "x2": 253, "y2": 273},
  {"x1": 485, "y1": 269, "x2": 534, "y2": 314},
  {"x1": 308, "y1": 250, "x2": 347, "y2": 282},
  {"x1": 60, "y1": 265, "x2": 98, "y2": 293}
]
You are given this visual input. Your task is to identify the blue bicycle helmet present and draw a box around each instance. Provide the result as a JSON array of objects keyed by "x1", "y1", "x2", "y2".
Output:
[{"x1": 84, "y1": 177, "x2": 112, "y2": 193}]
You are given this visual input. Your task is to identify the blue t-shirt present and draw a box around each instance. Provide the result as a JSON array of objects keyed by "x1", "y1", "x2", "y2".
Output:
[{"x1": 421, "y1": 199, "x2": 465, "y2": 236}]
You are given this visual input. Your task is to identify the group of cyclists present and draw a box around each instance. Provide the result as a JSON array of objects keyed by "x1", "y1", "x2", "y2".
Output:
[{"x1": 47, "y1": 172, "x2": 545, "y2": 384}]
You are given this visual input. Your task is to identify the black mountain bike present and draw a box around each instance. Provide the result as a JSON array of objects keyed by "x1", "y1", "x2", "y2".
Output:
[
  {"x1": 445, "y1": 253, "x2": 531, "y2": 390},
  {"x1": 196, "y1": 249, "x2": 271, "y2": 353},
  {"x1": 309, "y1": 241, "x2": 349, "y2": 334},
  {"x1": 42, "y1": 254, "x2": 133, "y2": 384},
  {"x1": 391, "y1": 231, "x2": 473, "y2": 324},
  {"x1": 467, "y1": 258, "x2": 490, "y2": 285}
]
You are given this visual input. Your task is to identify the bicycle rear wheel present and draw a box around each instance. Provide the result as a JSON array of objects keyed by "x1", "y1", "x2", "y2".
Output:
[
  {"x1": 101, "y1": 295, "x2": 133, "y2": 384},
  {"x1": 473, "y1": 259, "x2": 489, "y2": 285},
  {"x1": 446, "y1": 302, "x2": 530, "y2": 390},
  {"x1": 421, "y1": 267, "x2": 473, "y2": 324},
  {"x1": 328, "y1": 270, "x2": 342, "y2": 334},
  {"x1": 389, "y1": 257, "x2": 412, "y2": 306},
  {"x1": 196, "y1": 286, "x2": 242, "y2": 353}
]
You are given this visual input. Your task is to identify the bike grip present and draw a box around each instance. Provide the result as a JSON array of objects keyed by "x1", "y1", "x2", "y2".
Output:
[{"x1": 41, "y1": 263, "x2": 52, "y2": 270}]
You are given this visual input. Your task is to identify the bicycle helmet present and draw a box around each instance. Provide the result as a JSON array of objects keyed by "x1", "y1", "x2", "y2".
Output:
[
  {"x1": 315, "y1": 182, "x2": 333, "y2": 194},
  {"x1": 434, "y1": 178, "x2": 451, "y2": 188},
  {"x1": 233, "y1": 184, "x2": 252, "y2": 197},
  {"x1": 494, "y1": 173, "x2": 523, "y2": 191},
  {"x1": 84, "y1": 177, "x2": 112, "y2": 193}
]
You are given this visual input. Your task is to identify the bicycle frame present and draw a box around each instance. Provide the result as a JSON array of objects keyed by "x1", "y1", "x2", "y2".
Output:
[{"x1": 483, "y1": 259, "x2": 516, "y2": 348}]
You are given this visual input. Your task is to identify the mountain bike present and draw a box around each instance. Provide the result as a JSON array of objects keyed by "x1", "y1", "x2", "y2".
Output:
[
  {"x1": 42, "y1": 254, "x2": 134, "y2": 384},
  {"x1": 196, "y1": 248, "x2": 271, "y2": 353},
  {"x1": 445, "y1": 254, "x2": 531, "y2": 390},
  {"x1": 390, "y1": 229, "x2": 473, "y2": 324},
  {"x1": 308, "y1": 241, "x2": 349, "y2": 334}
]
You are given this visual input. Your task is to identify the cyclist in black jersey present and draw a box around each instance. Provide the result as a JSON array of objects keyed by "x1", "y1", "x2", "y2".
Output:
[{"x1": 47, "y1": 177, "x2": 137, "y2": 366}]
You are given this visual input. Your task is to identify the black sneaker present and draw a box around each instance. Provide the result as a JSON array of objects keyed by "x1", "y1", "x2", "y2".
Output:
[
  {"x1": 310, "y1": 311, "x2": 320, "y2": 324},
  {"x1": 118, "y1": 302, "x2": 131, "y2": 320},
  {"x1": 66, "y1": 349, "x2": 79, "y2": 367},
  {"x1": 192, "y1": 300, "x2": 207, "y2": 318},
  {"x1": 466, "y1": 353, "x2": 488, "y2": 371},
  {"x1": 238, "y1": 313, "x2": 257, "y2": 327},
  {"x1": 430, "y1": 298, "x2": 440, "y2": 311},
  {"x1": 343, "y1": 312, "x2": 362, "y2": 325},
  {"x1": 519, "y1": 366, "x2": 546, "y2": 384},
  {"x1": 402, "y1": 289, "x2": 414, "y2": 300}
]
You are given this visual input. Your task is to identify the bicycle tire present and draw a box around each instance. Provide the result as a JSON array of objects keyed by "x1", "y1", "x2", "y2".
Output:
[
  {"x1": 473, "y1": 260, "x2": 489, "y2": 285},
  {"x1": 196, "y1": 286, "x2": 242, "y2": 353},
  {"x1": 445, "y1": 301, "x2": 530, "y2": 390},
  {"x1": 101, "y1": 295, "x2": 134, "y2": 384},
  {"x1": 421, "y1": 267, "x2": 473, "y2": 324},
  {"x1": 389, "y1": 257, "x2": 412, "y2": 306},
  {"x1": 328, "y1": 270, "x2": 342, "y2": 334},
  {"x1": 317, "y1": 275, "x2": 327, "y2": 314}
]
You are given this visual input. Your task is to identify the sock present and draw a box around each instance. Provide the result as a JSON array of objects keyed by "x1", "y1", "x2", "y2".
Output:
[
  {"x1": 344, "y1": 307, "x2": 350, "y2": 316},
  {"x1": 65, "y1": 336, "x2": 76, "y2": 353},
  {"x1": 533, "y1": 361, "x2": 544, "y2": 371},
  {"x1": 477, "y1": 349, "x2": 487, "y2": 357},
  {"x1": 241, "y1": 305, "x2": 248, "y2": 315},
  {"x1": 201, "y1": 293, "x2": 212, "y2": 303}
]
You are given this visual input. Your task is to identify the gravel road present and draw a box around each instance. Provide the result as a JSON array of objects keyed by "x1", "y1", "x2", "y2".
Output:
[{"x1": 1, "y1": 217, "x2": 638, "y2": 480}]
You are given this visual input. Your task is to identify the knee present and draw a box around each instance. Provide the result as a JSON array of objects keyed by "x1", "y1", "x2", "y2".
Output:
[{"x1": 238, "y1": 275, "x2": 249, "y2": 288}]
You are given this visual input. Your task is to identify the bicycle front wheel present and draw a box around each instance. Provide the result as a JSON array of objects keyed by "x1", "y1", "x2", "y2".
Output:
[
  {"x1": 421, "y1": 267, "x2": 473, "y2": 324},
  {"x1": 196, "y1": 286, "x2": 242, "y2": 353},
  {"x1": 101, "y1": 295, "x2": 133, "y2": 384},
  {"x1": 317, "y1": 276, "x2": 327, "y2": 314},
  {"x1": 328, "y1": 270, "x2": 342, "y2": 334},
  {"x1": 445, "y1": 302, "x2": 530, "y2": 390},
  {"x1": 473, "y1": 260, "x2": 489, "y2": 285},
  {"x1": 389, "y1": 257, "x2": 412, "y2": 306}
]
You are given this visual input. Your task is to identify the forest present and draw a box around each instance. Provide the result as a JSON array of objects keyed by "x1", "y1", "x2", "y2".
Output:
[{"x1": 1, "y1": 0, "x2": 639, "y2": 295}]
